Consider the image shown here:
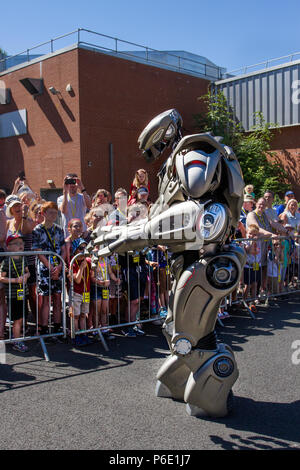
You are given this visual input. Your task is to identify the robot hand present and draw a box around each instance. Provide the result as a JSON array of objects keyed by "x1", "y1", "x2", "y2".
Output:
[{"x1": 88, "y1": 221, "x2": 150, "y2": 260}]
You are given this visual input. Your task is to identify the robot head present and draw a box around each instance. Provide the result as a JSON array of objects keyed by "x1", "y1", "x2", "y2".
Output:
[
  {"x1": 138, "y1": 109, "x2": 183, "y2": 162},
  {"x1": 174, "y1": 134, "x2": 227, "y2": 198}
]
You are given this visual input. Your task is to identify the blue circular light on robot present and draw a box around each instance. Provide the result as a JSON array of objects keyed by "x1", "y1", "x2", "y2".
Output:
[
  {"x1": 214, "y1": 268, "x2": 230, "y2": 282},
  {"x1": 173, "y1": 338, "x2": 192, "y2": 356},
  {"x1": 213, "y1": 357, "x2": 234, "y2": 377},
  {"x1": 203, "y1": 214, "x2": 214, "y2": 226},
  {"x1": 207, "y1": 257, "x2": 239, "y2": 289}
]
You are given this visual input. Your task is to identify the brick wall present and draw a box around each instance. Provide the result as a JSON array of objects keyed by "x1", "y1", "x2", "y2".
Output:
[
  {"x1": 0, "y1": 49, "x2": 80, "y2": 193},
  {"x1": 78, "y1": 48, "x2": 209, "y2": 201},
  {"x1": 0, "y1": 47, "x2": 209, "y2": 201},
  {"x1": 269, "y1": 126, "x2": 300, "y2": 199}
]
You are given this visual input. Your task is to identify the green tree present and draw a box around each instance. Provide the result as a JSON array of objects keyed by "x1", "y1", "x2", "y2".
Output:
[{"x1": 194, "y1": 90, "x2": 290, "y2": 199}]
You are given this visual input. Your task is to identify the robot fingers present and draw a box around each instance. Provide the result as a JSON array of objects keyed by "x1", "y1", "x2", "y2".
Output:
[{"x1": 97, "y1": 245, "x2": 113, "y2": 258}]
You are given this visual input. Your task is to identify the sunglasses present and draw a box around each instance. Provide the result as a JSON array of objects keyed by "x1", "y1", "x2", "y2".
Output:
[{"x1": 76, "y1": 246, "x2": 86, "y2": 252}]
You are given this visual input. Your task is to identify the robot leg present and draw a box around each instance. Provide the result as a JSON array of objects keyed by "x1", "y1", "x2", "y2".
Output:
[
  {"x1": 184, "y1": 343, "x2": 238, "y2": 417},
  {"x1": 156, "y1": 247, "x2": 244, "y2": 417}
]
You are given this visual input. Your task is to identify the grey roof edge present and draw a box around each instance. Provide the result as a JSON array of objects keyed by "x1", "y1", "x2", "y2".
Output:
[
  {"x1": 77, "y1": 44, "x2": 214, "y2": 80},
  {"x1": 0, "y1": 43, "x2": 214, "y2": 81},
  {"x1": 214, "y1": 57, "x2": 300, "y2": 85},
  {"x1": 0, "y1": 44, "x2": 78, "y2": 76}
]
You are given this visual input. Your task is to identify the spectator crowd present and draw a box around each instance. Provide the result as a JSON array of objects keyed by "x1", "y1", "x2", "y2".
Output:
[
  {"x1": 223, "y1": 186, "x2": 300, "y2": 320},
  {"x1": 0, "y1": 169, "x2": 170, "y2": 351},
  {"x1": 0, "y1": 171, "x2": 299, "y2": 351}
]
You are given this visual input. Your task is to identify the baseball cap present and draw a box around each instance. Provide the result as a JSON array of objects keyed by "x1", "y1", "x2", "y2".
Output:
[
  {"x1": 72, "y1": 238, "x2": 87, "y2": 252},
  {"x1": 285, "y1": 191, "x2": 294, "y2": 197},
  {"x1": 6, "y1": 233, "x2": 23, "y2": 246},
  {"x1": 137, "y1": 187, "x2": 149, "y2": 194}
]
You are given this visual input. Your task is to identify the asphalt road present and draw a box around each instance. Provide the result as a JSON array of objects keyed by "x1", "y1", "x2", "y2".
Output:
[{"x1": 1, "y1": 296, "x2": 300, "y2": 451}]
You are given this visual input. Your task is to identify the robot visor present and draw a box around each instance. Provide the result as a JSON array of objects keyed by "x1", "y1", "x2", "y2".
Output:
[{"x1": 185, "y1": 160, "x2": 207, "y2": 169}]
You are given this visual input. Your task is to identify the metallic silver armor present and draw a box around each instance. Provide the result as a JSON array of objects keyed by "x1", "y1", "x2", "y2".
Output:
[{"x1": 88, "y1": 109, "x2": 246, "y2": 418}]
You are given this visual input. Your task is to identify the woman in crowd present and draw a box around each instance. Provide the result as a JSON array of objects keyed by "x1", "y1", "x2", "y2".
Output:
[
  {"x1": 280, "y1": 198, "x2": 300, "y2": 232},
  {"x1": 128, "y1": 169, "x2": 150, "y2": 205},
  {"x1": 246, "y1": 197, "x2": 287, "y2": 296},
  {"x1": 6, "y1": 195, "x2": 38, "y2": 322},
  {"x1": 92, "y1": 189, "x2": 110, "y2": 208}
]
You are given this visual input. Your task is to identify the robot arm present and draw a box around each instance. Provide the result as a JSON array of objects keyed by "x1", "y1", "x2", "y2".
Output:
[{"x1": 89, "y1": 200, "x2": 204, "y2": 259}]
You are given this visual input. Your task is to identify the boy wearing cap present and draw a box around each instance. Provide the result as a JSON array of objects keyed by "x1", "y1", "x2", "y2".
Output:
[
  {"x1": 128, "y1": 186, "x2": 151, "y2": 207},
  {"x1": 0, "y1": 234, "x2": 30, "y2": 352},
  {"x1": 69, "y1": 238, "x2": 92, "y2": 346}
]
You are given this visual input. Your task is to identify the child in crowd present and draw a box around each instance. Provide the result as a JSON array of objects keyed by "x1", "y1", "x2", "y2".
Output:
[
  {"x1": 145, "y1": 249, "x2": 158, "y2": 316},
  {"x1": 32, "y1": 201, "x2": 66, "y2": 338},
  {"x1": 84, "y1": 208, "x2": 107, "y2": 244},
  {"x1": 152, "y1": 246, "x2": 170, "y2": 317},
  {"x1": 0, "y1": 204, "x2": 7, "y2": 340},
  {"x1": 90, "y1": 253, "x2": 119, "y2": 340},
  {"x1": 294, "y1": 230, "x2": 300, "y2": 282},
  {"x1": 0, "y1": 234, "x2": 30, "y2": 352},
  {"x1": 69, "y1": 238, "x2": 92, "y2": 347},
  {"x1": 243, "y1": 224, "x2": 261, "y2": 313},
  {"x1": 117, "y1": 250, "x2": 147, "y2": 337},
  {"x1": 108, "y1": 253, "x2": 122, "y2": 325},
  {"x1": 218, "y1": 297, "x2": 230, "y2": 320},
  {"x1": 65, "y1": 218, "x2": 84, "y2": 265},
  {"x1": 267, "y1": 239, "x2": 283, "y2": 296},
  {"x1": 280, "y1": 224, "x2": 295, "y2": 291},
  {"x1": 244, "y1": 184, "x2": 255, "y2": 200}
]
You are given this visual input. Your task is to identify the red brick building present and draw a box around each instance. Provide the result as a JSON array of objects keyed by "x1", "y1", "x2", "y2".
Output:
[{"x1": 0, "y1": 43, "x2": 212, "y2": 201}]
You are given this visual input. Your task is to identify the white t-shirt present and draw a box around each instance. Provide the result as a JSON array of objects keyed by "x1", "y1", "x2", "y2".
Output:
[
  {"x1": 243, "y1": 240, "x2": 262, "y2": 268},
  {"x1": 267, "y1": 259, "x2": 279, "y2": 277},
  {"x1": 284, "y1": 210, "x2": 300, "y2": 231},
  {"x1": 57, "y1": 193, "x2": 87, "y2": 236},
  {"x1": 265, "y1": 207, "x2": 278, "y2": 222}
]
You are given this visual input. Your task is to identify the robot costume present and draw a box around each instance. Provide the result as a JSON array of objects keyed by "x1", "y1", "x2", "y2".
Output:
[{"x1": 88, "y1": 109, "x2": 246, "y2": 418}]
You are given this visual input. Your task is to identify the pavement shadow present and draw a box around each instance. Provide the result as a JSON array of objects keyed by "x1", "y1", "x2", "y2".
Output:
[
  {"x1": 216, "y1": 297, "x2": 300, "y2": 352},
  {"x1": 0, "y1": 363, "x2": 37, "y2": 392},
  {"x1": 209, "y1": 396, "x2": 300, "y2": 449}
]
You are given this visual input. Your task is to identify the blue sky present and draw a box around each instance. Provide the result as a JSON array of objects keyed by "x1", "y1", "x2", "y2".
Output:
[{"x1": 1, "y1": 0, "x2": 300, "y2": 72}]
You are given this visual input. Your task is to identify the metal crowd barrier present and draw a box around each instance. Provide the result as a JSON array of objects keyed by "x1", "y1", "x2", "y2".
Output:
[
  {"x1": 0, "y1": 251, "x2": 66, "y2": 361},
  {"x1": 68, "y1": 247, "x2": 171, "y2": 349},
  {"x1": 1, "y1": 236, "x2": 299, "y2": 359},
  {"x1": 228, "y1": 234, "x2": 300, "y2": 318}
]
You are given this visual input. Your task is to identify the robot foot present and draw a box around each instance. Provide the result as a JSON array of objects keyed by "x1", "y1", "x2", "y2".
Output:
[
  {"x1": 185, "y1": 390, "x2": 235, "y2": 418},
  {"x1": 155, "y1": 380, "x2": 173, "y2": 398},
  {"x1": 186, "y1": 404, "x2": 209, "y2": 418}
]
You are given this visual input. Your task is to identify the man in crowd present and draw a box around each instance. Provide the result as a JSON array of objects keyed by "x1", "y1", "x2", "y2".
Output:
[
  {"x1": 276, "y1": 190, "x2": 295, "y2": 216},
  {"x1": 264, "y1": 190, "x2": 279, "y2": 222},
  {"x1": 107, "y1": 188, "x2": 128, "y2": 226},
  {"x1": 57, "y1": 173, "x2": 92, "y2": 236}
]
